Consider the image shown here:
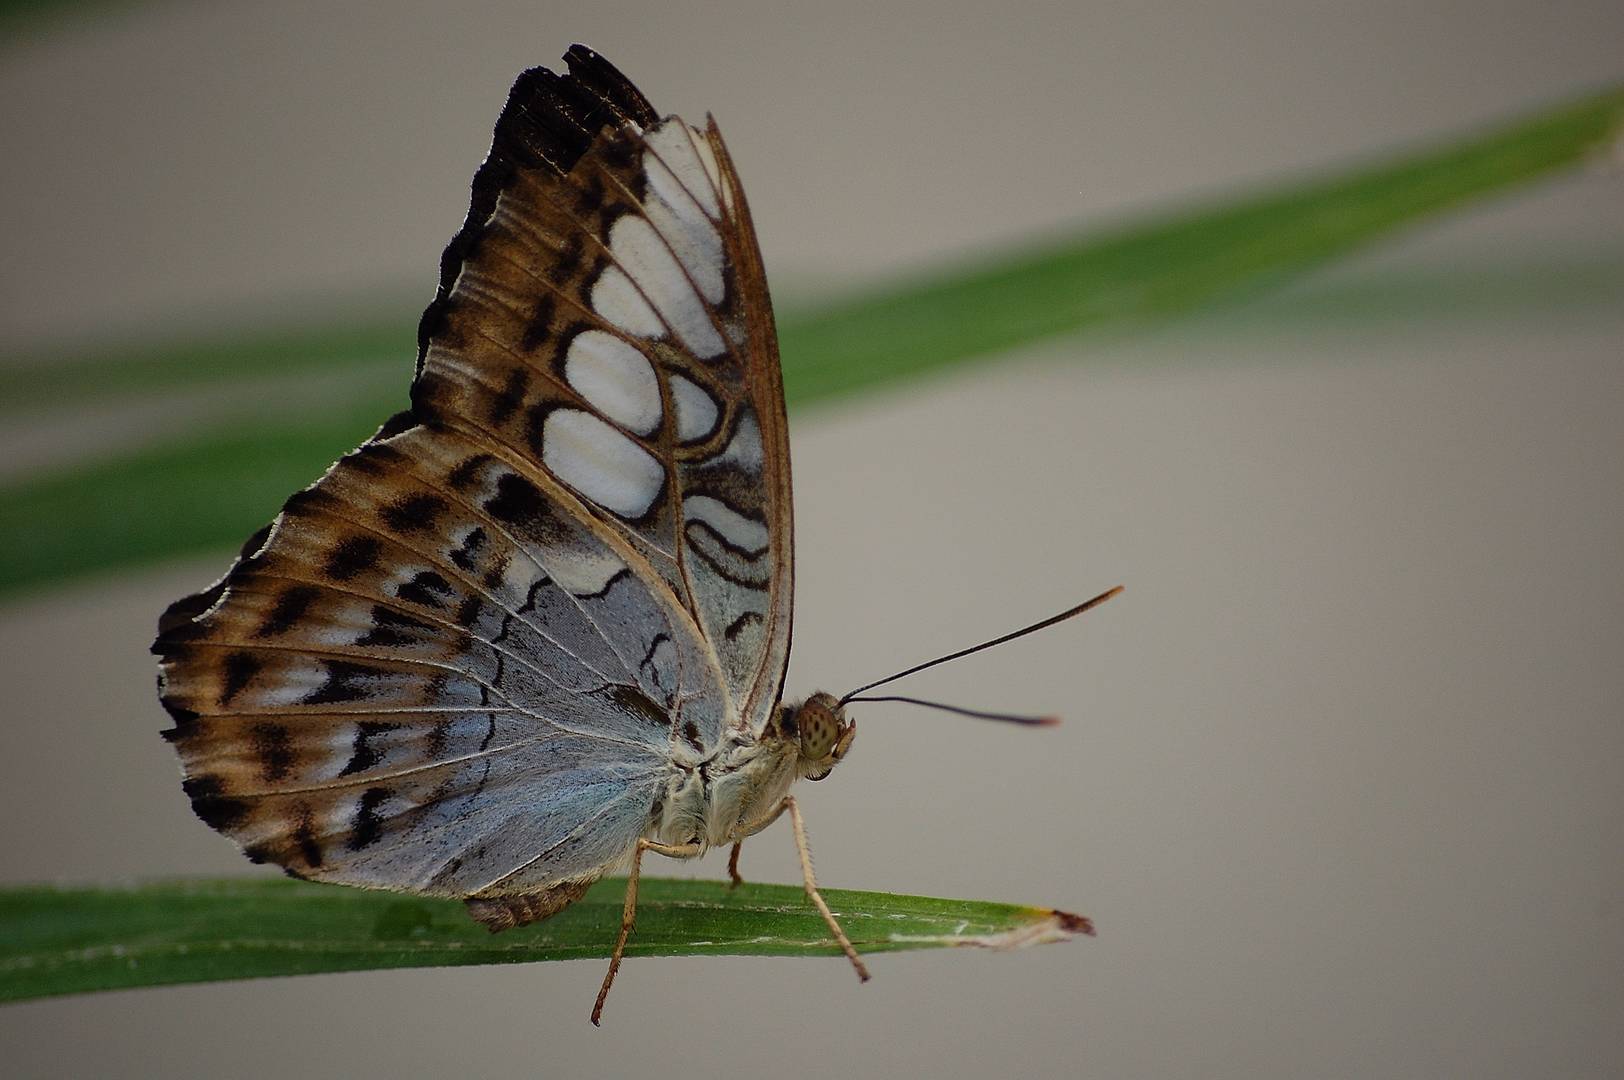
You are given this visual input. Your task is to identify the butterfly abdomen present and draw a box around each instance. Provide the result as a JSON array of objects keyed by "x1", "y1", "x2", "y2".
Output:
[{"x1": 464, "y1": 878, "x2": 596, "y2": 932}]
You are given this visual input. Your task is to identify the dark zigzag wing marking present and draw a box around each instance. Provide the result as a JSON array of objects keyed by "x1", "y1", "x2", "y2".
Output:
[
  {"x1": 293, "y1": 426, "x2": 712, "y2": 735},
  {"x1": 389, "y1": 427, "x2": 713, "y2": 718},
  {"x1": 234, "y1": 493, "x2": 625, "y2": 693},
  {"x1": 309, "y1": 438, "x2": 636, "y2": 685},
  {"x1": 227, "y1": 572, "x2": 602, "y2": 703},
  {"x1": 279, "y1": 429, "x2": 698, "y2": 714}
]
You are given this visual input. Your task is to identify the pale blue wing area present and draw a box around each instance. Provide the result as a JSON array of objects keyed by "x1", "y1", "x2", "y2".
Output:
[
  {"x1": 157, "y1": 424, "x2": 726, "y2": 891},
  {"x1": 191, "y1": 724, "x2": 669, "y2": 897},
  {"x1": 327, "y1": 734, "x2": 669, "y2": 896}
]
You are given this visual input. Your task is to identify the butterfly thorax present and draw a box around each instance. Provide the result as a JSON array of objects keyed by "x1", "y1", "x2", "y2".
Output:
[{"x1": 648, "y1": 692, "x2": 855, "y2": 849}]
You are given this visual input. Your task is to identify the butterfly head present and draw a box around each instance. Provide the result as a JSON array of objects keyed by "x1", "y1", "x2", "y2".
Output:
[{"x1": 780, "y1": 691, "x2": 855, "y2": 782}]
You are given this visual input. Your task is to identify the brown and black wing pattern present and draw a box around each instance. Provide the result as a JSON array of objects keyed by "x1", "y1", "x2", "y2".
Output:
[
  {"x1": 410, "y1": 56, "x2": 794, "y2": 738},
  {"x1": 154, "y1": 47, "x2": 791, "y2": 905}
]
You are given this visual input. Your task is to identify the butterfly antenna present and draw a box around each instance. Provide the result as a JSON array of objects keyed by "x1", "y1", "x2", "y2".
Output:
[
  {"x1": 836, "y1": 694, "x2": 1060, "y2": 726},
  {"x1": 837, "y1": 585, "x2": 1124, "y2": 711}
]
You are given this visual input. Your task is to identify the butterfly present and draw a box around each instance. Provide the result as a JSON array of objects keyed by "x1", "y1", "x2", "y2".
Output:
[{"x1": 153, "y1": 45, "x2": 1118, "y2": 1024}]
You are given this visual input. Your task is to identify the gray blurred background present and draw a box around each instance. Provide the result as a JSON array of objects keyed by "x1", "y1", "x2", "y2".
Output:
[{"x1": 2, "y1": 2, "x2": 1622, "y2": 1077}]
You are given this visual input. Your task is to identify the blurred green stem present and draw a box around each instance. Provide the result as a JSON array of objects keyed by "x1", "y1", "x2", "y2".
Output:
[{"x1": 1, "y1": 84, "x2": 1621, "y2": 595}]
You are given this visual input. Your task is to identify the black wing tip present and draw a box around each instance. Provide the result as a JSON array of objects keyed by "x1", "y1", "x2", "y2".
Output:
[
  {"x1": 559, "y1": 44, "x2": 660, "y2": 128},
  {"x1": 413, "y1": 45, "x2": 658, "y2": 372},
  {"x1": 498, "y1": 45, "x2": 658, "y2": 165}
]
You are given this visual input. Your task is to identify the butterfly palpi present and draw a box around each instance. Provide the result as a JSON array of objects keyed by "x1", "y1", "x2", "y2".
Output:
[{"x1": 153, "y1": 45, "x2": 1120, "y2": 1024}]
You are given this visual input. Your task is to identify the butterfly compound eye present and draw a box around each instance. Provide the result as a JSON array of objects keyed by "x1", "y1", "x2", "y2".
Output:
[
  {"x1": 793, "y1": 692, "x2": 845, "y2": 761},
  {"x1": 799, "y1": 705, "x2": 837, "y2": 760}
]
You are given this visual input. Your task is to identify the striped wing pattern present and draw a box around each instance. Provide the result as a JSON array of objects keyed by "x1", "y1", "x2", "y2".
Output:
[{"x1": 153, "y1": 47, "x2": 793, "y2": 901}]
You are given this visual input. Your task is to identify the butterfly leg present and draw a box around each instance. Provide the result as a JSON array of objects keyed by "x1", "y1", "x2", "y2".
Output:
[
  {"x1": 592, "y1": 837, "x2": 702, "y2": 1026},
  {"x1": 734, "y1": 795, "x2": 870, "y2": 983},
  {"x1": 726, "y1": 841, "x2": 744, "y2": 888}
]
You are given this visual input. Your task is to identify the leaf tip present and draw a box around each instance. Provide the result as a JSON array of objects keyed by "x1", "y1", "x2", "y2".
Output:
[
  {"x1": 986, "y1": 907, "x2": 1095, "y2": 949},
  {"x1": 1052, "y1": 908, "x2": 1097, "y2": 938},
  {"x1": 886, "y1": 906, "x2": 1096, "y2": 951}
]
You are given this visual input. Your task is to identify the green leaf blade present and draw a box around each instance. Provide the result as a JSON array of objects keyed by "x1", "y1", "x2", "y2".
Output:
[
  {"x1": 777, "y1": 85, "x2": 1624, "y2": 404},
  {"x1": 0, "y1": 878, "x2": 1091, "y2": 1004},
  {"x1": 0, "y1": 405, "x2": 391, "y2": 598},
  {"x1": 2, "y1": 84, "x2": 1619, "y2": 596}
]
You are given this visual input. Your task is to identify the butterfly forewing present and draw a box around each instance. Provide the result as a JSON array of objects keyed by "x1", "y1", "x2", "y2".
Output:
[
  {"x1": 154, "y1": 47, "x2": 793, "y2": 903},
  {"x1": 412, "y1": 89, "x2": 792, "y2": 740}
]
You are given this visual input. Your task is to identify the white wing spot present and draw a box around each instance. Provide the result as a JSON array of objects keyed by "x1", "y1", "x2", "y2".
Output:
[
  {"x1": 548, "y1": 547, "x2": 628, "y2": 597},
  {"x1": 591, "y1": 264, "x2": 665, "y2": 339},
  {"x1": 309, "y1": 596, "x2": 369, "y2": 648},
  {"x1": 499, "y1": 550, "x2": 549, "y2": 603},
  {"x1": 644, "y1": 122, "x2": 720, "y2": 219},
  {"x1": 691, "y1": 139, "x2": 726, "y2": 209},
  {"x1": 644, "y1": 192, "x2": 724, "y2": 305},
  {"x1": 607, "y1": 215, "x2": 725, "y2": 359},
  {"x1": 682, "y1": 125, "x2": 727, "y2": 212},
  {"x1": 255, "y1": 659, "x2": 331, "y2": 708},
  {"x1": 671, "y1": 374, "x2": 719, "y2": 442},
  {"x1": 564, "y1": 330, "x2": 662, "y2": 436},
  {"x1": 717, "y1": 413, "x2": 763, "y2": 473},
  {"x1": 685, "y1": 495, "x2": 768, "y2": 555},
  {"x1": 542, "y1": 408, "x2": 664, "y2": 518}
]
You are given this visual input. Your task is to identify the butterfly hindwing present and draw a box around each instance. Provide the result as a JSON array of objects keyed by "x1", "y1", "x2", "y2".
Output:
[{"x1": 157, "y1": 424, "x2": 710, "y2": 895}]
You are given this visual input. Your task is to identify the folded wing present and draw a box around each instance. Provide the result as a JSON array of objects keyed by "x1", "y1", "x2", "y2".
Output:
[{"x1": 154, "y1": 46, "x2": 793, "y2": 900}]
